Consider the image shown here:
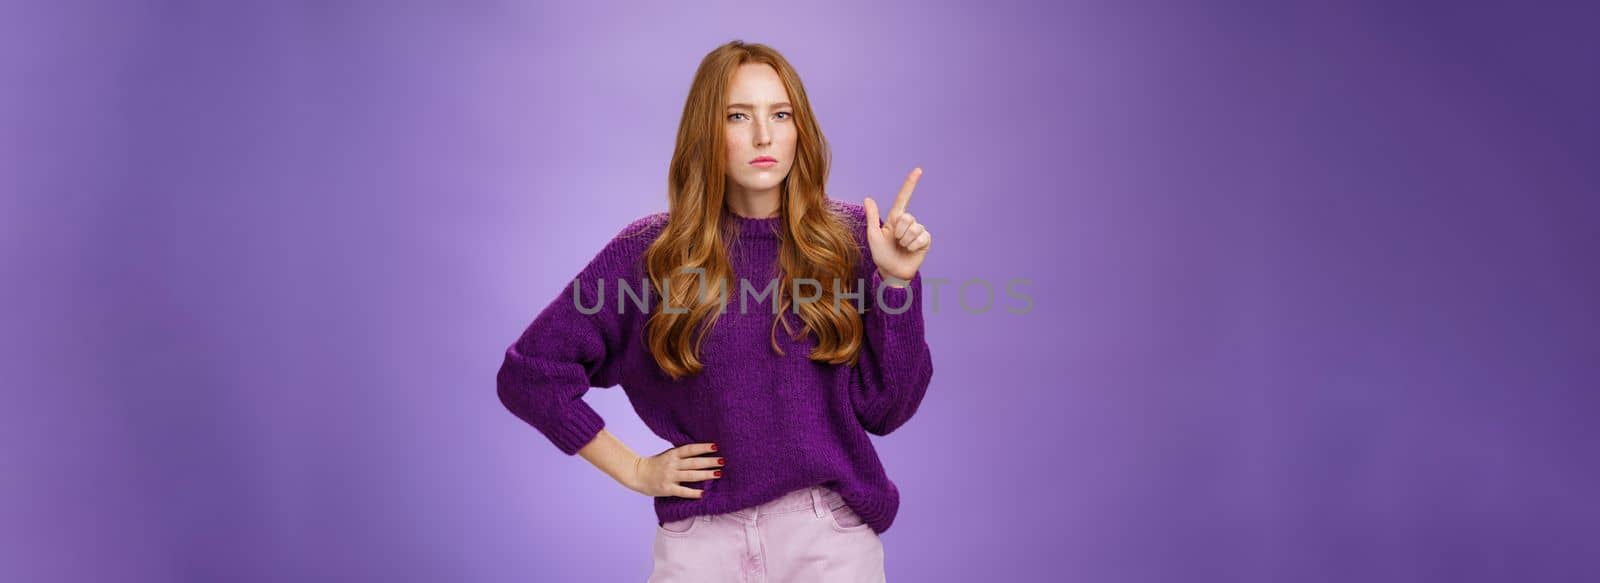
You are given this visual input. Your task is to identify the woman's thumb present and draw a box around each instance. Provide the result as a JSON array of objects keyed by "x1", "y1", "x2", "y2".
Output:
[{"x1": 864, "y1": 197, "x2": 882, "y2": 241}]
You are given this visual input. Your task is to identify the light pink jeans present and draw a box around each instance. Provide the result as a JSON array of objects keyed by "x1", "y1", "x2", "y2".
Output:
[{"x1": 648, "y1": 484, "x2": 887, "y2": 582}]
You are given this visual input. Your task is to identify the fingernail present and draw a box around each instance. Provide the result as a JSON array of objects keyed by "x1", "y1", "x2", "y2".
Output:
[
  {"x1": 717, "y1": 458, "x2": 725, "y2": 465},
  {"x1": 710, "y1": 443, "x2": 718, "y2": 451},
  {"x1": 714, "y1": 470, "x2": 722, "y2": 477}
]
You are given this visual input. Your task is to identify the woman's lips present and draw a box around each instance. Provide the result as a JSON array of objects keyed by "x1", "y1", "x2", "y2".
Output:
[{"x1": 750, "y1": 157, "x2": 777, "y2": 168}]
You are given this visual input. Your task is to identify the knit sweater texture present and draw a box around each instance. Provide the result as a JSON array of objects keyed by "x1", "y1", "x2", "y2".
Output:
[{"x1": 496, "y1": 199, "x2": 933, "y2": 535}]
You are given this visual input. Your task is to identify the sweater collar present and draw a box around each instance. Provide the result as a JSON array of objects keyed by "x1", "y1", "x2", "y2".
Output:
[{"x1": 723, "y1": 209, "x2": 782, "y2": 241}]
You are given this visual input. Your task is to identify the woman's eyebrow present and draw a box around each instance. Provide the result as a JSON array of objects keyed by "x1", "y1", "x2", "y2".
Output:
[{"x1": 727, "y1": 102, "x2": 793, "y2": 110}]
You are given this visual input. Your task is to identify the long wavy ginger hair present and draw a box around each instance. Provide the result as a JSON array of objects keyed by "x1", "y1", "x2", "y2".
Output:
[{"x1": 644, "y1": 40, "x2": 864, "y2": 380}]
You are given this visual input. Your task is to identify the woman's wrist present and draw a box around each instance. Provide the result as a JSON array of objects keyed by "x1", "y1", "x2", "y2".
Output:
[
  {"x1": 877, "y1": 267, "x2": 910, "y2": 288},
  {"x1": 577, "y1": 428, "x2": 647, "y2": 494},
  {"x1": 625, "y1": 455, "x2": 645, "y2": 493}
]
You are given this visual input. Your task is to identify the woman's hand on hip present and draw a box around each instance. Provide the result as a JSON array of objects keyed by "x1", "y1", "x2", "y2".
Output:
[{"x1": 626, "y1": 442, "x2": 724, "y2": 499}]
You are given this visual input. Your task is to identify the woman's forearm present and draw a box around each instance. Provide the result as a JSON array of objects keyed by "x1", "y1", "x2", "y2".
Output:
[{"x1": 578, "y1": 427, "x2": 644, "y2": 492}]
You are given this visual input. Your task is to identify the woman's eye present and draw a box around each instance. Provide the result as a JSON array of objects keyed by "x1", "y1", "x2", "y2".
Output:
[{"x1": 727, "y1": 111, "x2": 790, "y2": 121}]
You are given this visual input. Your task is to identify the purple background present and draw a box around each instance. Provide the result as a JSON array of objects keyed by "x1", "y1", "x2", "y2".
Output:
[{"x1": 6, "y1": 1, "x2": 1597, "y2": 581}]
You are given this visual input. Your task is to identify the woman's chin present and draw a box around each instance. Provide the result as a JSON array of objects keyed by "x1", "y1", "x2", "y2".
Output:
[{"x1": 732, "y1": 176, "x2": 787, "y2": 192}]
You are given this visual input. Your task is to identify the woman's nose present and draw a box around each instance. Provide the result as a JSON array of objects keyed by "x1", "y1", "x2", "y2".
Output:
[{"x1": 754, "y1": 121, "x2": 772, "y2": 146}]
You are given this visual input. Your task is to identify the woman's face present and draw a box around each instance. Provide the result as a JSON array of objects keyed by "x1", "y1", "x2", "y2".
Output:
[{"x1": 723, "y1": 63, "x2": 797, "y2": 199}]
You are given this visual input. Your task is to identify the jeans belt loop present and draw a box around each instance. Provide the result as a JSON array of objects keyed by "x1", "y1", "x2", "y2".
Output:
[{"x1": 811, "y1": 487, "x2": 827, "y2": 518}]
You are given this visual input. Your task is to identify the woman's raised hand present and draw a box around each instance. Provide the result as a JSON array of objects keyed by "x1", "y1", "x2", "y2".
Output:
[
  {"x1": 864, "y1": 167, "x2": 933, "y2": 284},
  {"x1": 627, "y1": 442, "x2": 724, "y2": 499}
]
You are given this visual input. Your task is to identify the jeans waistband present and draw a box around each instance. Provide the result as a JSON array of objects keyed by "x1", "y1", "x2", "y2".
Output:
[{"x1": 726, "y1": 484, "x2": 848, "y2": 521}]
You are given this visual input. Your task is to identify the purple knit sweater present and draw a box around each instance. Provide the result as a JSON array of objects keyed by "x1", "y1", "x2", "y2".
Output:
[{"x1": 496, "y1": 199, "x2": 932, "y2": 535}]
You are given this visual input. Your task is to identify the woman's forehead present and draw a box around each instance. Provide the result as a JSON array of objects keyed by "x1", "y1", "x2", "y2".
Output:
[{"x1": 727, "y1": 65, "x2": 788, "y2": 104}]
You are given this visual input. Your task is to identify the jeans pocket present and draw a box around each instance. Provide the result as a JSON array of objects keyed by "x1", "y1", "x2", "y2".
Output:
[
  {"x1": 828, "y1": 500, "x2": 871, "y2": 532},
  {"x1": 657, "y1": 516, "x2": 700, "y2": 537}
]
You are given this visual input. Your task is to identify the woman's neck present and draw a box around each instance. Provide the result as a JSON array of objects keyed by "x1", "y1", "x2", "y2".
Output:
[{"x1": 725, "y1": 184, "x2": 781, "y2": 219}]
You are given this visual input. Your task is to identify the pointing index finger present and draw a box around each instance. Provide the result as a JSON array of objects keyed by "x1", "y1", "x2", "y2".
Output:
[{"x1": 889, "y1": 167, "x2": 922, "y2": 218}]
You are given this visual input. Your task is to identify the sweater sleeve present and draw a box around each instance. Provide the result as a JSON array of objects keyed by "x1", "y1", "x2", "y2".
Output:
[
  {"x1": 850, "y1": 265, "x2": 935, "y2": 436},
  {"x1": 495, "y1": 222, "x2": 646, "y2": 455}
]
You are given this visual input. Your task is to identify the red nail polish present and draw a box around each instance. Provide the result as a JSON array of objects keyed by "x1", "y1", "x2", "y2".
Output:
[
  {"x1": 717, "y1": 458, "x2": 725, "y2": 465},
  {"x1": 714, "y1": 470, "x2": 722, "y2": 477},
  {"x1": 710, "y1": 444, "x2": 718, "y2": 451}
]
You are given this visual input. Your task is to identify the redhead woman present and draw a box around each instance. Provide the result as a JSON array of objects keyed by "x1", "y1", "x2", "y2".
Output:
[{"x1": 497, "y1": 39, "x2": 934, "y2": 582}]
